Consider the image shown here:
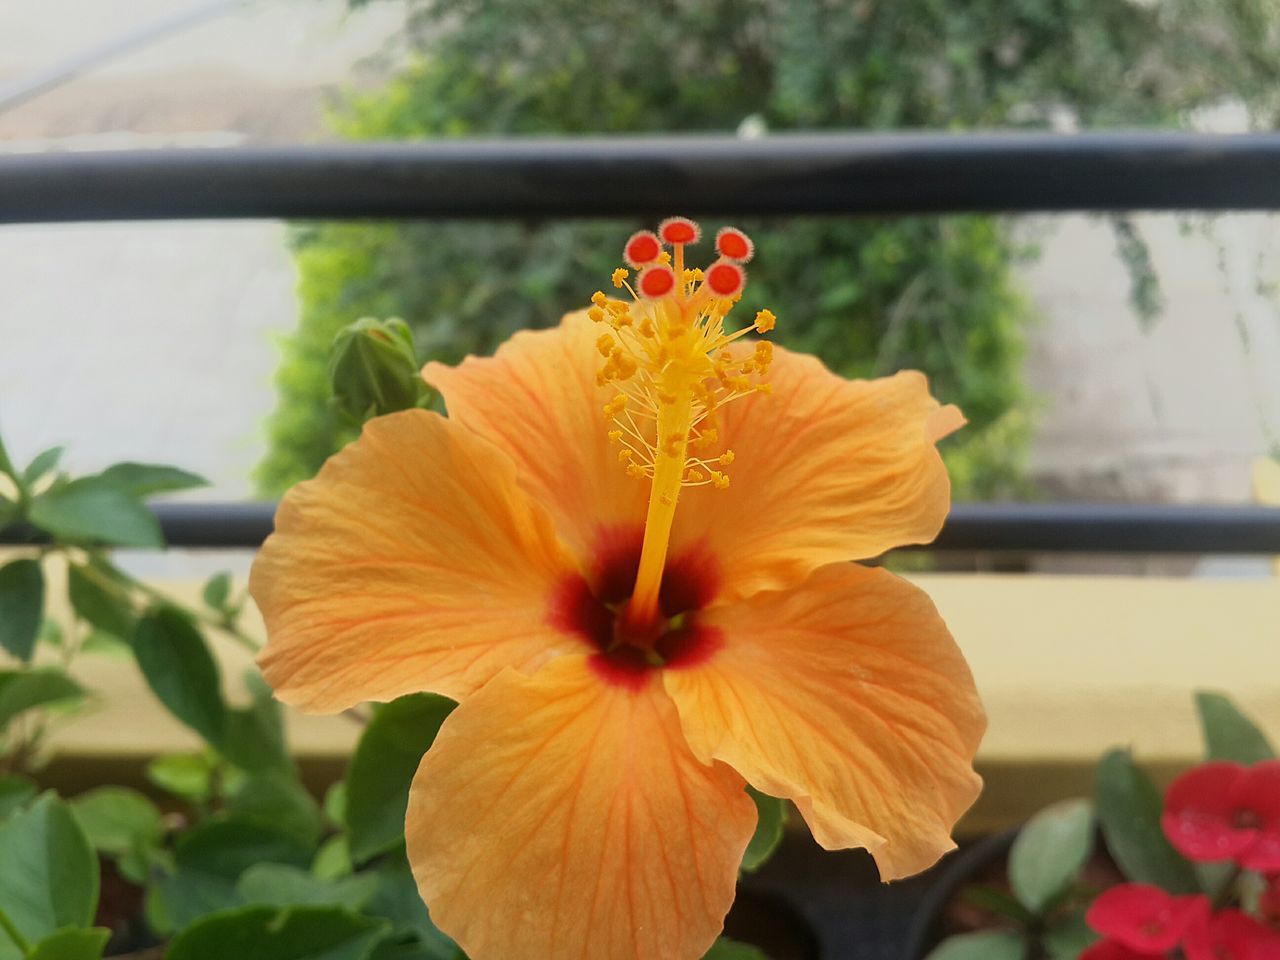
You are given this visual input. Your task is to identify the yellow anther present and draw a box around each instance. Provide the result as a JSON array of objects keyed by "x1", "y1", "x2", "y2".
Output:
[
  {"x1": 755, "y1": 382, "x2": 773, "y2": 394},
  {"x1": 612, "y1": 267, "x2": 629, "y2": 288},
  {"x1": 607, "y1": 430, "x2": 623, "y2": 443},
  {"x1": 592, "y1": 291, "x2": 608, "y2": 306},
  {"x1": 684, "y1": 468, "x2": 705, "y2": 483},
  {"x1": 597, "y1": 334, "x2": 616, "y2": 356},
  {"x1": 719, "y1": 449, "x2": 735, "y2": 465},
  {"x1": 618, "y1": 449, "x2": 633, "y2": 463},
  {"x1": 711, "y1": 471, "x2": 730, "y2": 490},
  {"x1": 588, "y1": 306, "x2": 606, "y2": 323},
  {"x1": 659, "y1": 251, "x2": 672, "y2": 264},
  {"x1": 626, "y1": 463, "x2": 646, "y2": 479},
  {"x1": 754, "y1": 309, "x2": 776, "y2": 333},
  {"x1": 693, "y1": 428, "x2": 718, "y2": 449},
  {"x1": 638, "y1": 317, "x2": 656, "y2": 338}
]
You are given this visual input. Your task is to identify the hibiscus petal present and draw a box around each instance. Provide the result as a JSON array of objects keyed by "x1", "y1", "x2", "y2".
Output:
[
  {"x1": 663, "y1": 562, "x2": 985, "y2": 880},
  {"x1": 251, "y1": 409, "x2": 582, "y2": 712},
  {"x1": 424, "y1": 311, "x2": 648, "y2": 562},
  {"x1": 406, "y1": 655, "x2": 755, "y2": 960},
  {"x1": 670, "y1": 347, "x2": 963, "y2": 599}
]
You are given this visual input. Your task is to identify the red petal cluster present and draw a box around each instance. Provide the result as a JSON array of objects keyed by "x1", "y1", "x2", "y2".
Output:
[
  {"x1": 1183, "y1": 909, "x2": 1280, "y2": 960},
  {"x1": 1083, "y1": 885, "x2": 1208, "y2": 958},
  {"x1": 1162, "y1": 762, "x2": 1280, "y2": 871}
]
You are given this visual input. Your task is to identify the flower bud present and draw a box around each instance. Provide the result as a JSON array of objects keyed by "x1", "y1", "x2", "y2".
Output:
[{"x1": 328, "y1": 317, "x2": 426, "y2": 424}]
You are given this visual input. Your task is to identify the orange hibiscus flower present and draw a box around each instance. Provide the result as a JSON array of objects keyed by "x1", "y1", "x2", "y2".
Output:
[{"x1": 250, "y1": 218, "x2": 986, "y2": 960}]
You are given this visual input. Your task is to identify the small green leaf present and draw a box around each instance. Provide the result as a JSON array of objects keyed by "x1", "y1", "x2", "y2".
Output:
[
  {"x1": 167, "y1": 905, "x2": 387, "y2": 960},
  {"x1": 0, "y1": 777, "x2": 36, "y2": 820},
  {"x1": 97, "y1": 462, "x2": 208, "y2": 497},
  {"x1": 1009, "y1": 798, "x2": 1095, "y2": 914},
  {"x1": 25, "y1": 927, "x2": 111, "y2": 960},
  {"x1": 227, "y1": 770, "x2": 322, "y2": 846},
  {"x1": 365, "y1": 850, "x2": 457, "y2": 957},
  {"x1": 70, "y1": 786, "x2": 164, "y2": 856},
  {"x1": 346, "y1": 693, "x2": 455, "y2": 863},
  {"x1": 960, "y1": 885, "x2": 1038, "y2": 926},
  {"x1": 324, "y1": 781, "x2": 348, "y2": 828},
  {"x1": 202, "y1": 571, "x2": 232, "y2": 611},
  {"x1": 0, "y1": 668, "x2": 85, "y2": 729},
  {"x1": 703, "y1": 938, "x2": 770, "y2": 959},
  {"x1": 1095, "y1": 749, "x2": 1198, "y2": 892},
  {"x1": 220, "y1": 672, "x2": 290, "y2": 774},
  {"x1": 29, "y1": 476, "x2": 163, "y2": 548},
  {"x1": 20, "y1": 447, "x2": 63, "y2": 487},
  {"x1": 925, "y1": 929, "x2": 1026, "y2": 960},
  {"x1": 313, "y1": 835, "x2": 353, "y2": 881},
  {"x1": 146, "y1": 753, "x2": 215, "y2": 805},
  {"x1": 130, "y1": 608, "x2": 226, "y2": 746},
  {"x1": 1042, "y1": 911, "x2": 1099, "y2": 960},
  {"x1": 0, "y1": 434, "x2": 14, "y2": 479},
  {"x1": 0, "y1": 497, "x2": 16, "y2": 528},
  {"x1": 741, "y1": 788, "x2": 788, "y2": 873},
  {"x1": 154, "y1": 817, "x2": 314, "y2": 928},
  {"x1": 1195, "y1": 691, "x2": 1276, "y2": 764},
  {"x1": 236, "y1": 863, "x2": 379, "y2": 909},
  {"x1": 0, "y1": 559, "x2": 43, "y2": 662},
  {"x1": 0, "y1": 794, "x2": 99, "y2": 944},
  {"x1": 67, "y1": 562, "x2": 134, "y2": 639}
]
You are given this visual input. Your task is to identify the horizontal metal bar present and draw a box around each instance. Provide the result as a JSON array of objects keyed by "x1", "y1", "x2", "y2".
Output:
[
  {"x1": 6, "y1": 133, "x2": 1280, "y2": 223},
  {"x1": 4, "y1": 502, "x2": 1279, "y2": 554}
]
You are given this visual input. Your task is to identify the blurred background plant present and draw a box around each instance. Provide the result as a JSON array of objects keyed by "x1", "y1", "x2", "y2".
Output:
[{"x1": 255, "y1": 0, "x2": 1280, "y2": 500}]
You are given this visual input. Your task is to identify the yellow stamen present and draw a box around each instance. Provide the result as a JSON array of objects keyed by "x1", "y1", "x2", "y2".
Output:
[{"x1": 587, "y1": 221, "x2": 776, "y2": 628}]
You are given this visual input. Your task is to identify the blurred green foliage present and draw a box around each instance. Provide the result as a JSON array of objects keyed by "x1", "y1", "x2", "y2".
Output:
[{"x1": 257, "y1": 0, "x2": 1280, "y2": 497}]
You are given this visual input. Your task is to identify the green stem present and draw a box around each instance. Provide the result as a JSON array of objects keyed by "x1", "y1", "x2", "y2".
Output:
[
  {"x1": 1212, "y1": 864, "x2": 1244, "y2": 911},
  {"x1": 0, "y1": 906, "x2": 31, "y2": 954}
]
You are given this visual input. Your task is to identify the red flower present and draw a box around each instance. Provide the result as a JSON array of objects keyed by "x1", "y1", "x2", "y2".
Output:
[
  {"x1": 1182, "y1": 908, "x2": 1280, "y2": 960},
  {"x1": 1085, "y1": 884, "x2": 1210, "y2": 954},
  {"x1": 1162, "y1": 762, "x2": 1280, "y2": 871},
  {"x1": 1080, "y1": 940, "x2": 1165, "y2": 960},
  {"x1": 1262, "y1": 874, "x2": 1280, "y2": 926}
]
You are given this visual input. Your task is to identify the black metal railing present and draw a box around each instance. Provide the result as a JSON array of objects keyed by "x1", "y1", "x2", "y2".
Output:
[{"x1": 2, "y1": 132, "x2": 1279, "y2": 555}]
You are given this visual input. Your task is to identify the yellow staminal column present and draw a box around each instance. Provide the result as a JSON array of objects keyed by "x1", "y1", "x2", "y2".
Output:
[{"x1": 625, "y1": 362, "x2": 695, "y2": 633}]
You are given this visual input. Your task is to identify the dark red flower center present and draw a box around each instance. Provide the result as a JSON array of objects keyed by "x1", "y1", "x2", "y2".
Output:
[{"x1": 547, "y1": 526, "x2": 723, "y2": 688}]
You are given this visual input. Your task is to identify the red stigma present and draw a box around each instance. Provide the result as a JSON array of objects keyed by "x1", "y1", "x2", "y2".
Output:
[
  {"x1": 638, "y1": 264, "x2": 676, "y2": 298},
  {"x1": 705, "y1": 260, "x2": 745, "y2": 297},
  {"x1": 659, "y1": 217, "x2": 700, "y2": 245},
  {"x1": 623, "y1": 230, "x2": 662, "y2": 267},
  {"x1": 715, "y1": 227, "x2": 754, "y2": 262}
]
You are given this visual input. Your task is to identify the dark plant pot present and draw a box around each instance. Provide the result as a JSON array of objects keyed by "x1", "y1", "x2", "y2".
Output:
[
  {"x1": 725, "y1": 886, "x2": 822, "y2": 960},
  {"x1": 901, "y1": 830, "x2": 1019, "y2": 960}
]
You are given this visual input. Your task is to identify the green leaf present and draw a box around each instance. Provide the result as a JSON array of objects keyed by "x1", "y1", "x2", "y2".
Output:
[
  {"x1": 0, "y1": 668, "x2": 85, "y2": 729},
  {"x1": 20, "y1": 447, "x2": 63, "y2": 487},
  {"x1": 924, "y1": 929, "x2": 1026, "y2": 960},
  {"x1": 346, "y1": 693, "x2": 455, "y2": 863},
  {"x1": 0, "y1": 559, "x2": 43, "y2": 662},
  {"x1": 1042, "y1": 910, "x2": 1099, "y2": 960},
  {"x1": 324, "y1": 781, "x2": 348, "y2": 828},
  {"x1": 202, "y1": 571, "x2": 232, "y2": 611},
  {"x1": 741, "y1": 788, "x2": 787, "y2": 873},
  {"x1": 1095, "y1": 749, "x2": 1198, "y2": 893},
  {"x1": 1009, "y1": 798, "x2": 1095, "y2": 914},
  {"x1": 0, "y1": 434, "x2": 14, "y2": 479},
  {"x1": 0, "y1": 497, "x2": 16, "y2": 529},
  {"x1": 25, "y1": 927, "x2": 111, "y2": 960},
  {"x1": 70, "y1": 786, "x2": 164, "y2": 856},
  {"x1": 365, "y1": 850, "x2": 457, "y2": 957},
  {"x1": 226, "y1": 770, "x2": 322, "y2": 846},
  {"x1": 220, "y1": 671, "x2": 290, "y2": 774},
  {"x1": 313, "y1": 835, "x2": 354, "y2": 881},
  {"x1": 154, "y1": 817, "x2": 314, "y2": 928},
  {"x1": 28, "y1": 476, "x2": 163, "y2": 548},
  {"x1": 0, "y1": 777, "x2": 36, "y2": 820},
  {"x1": 167, "y1": 905, "x2": 387, "y2": 960},
  {"x1": 67, "y1": 562, "x2": 134, "y2": 639},
  {"x1": 236, "y1": 863, "x2": 379, "y2": 909},
  {"x1": 96, "y1": 462, "x2": 208, "y2": 497},
  {"x1": 960, "y1": 885, "x2": 1038, "y2": 927},
  {"x1": 1195, "y1": 691, "x2": 1276, "y2": 764},
  {"x1": 130, "y1": 608, "x2": 226, "y2": 746},
  {"x1": 703, "y1": 938, "x2": 770, "y2": 959},
  {"x1": 146, "y1": 753, "x2": 215, "y2": 804},
  {"x1": 0, "y1": 795, "x2": 99, "y2": 945}
]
